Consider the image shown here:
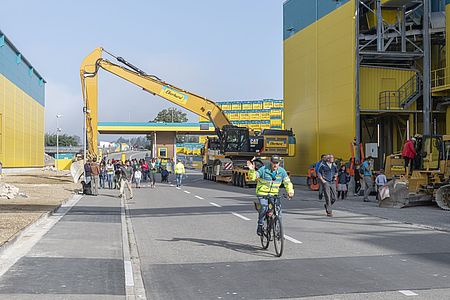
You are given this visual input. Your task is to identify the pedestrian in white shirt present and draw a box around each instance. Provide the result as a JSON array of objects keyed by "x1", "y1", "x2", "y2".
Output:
[
  {"x1": 134, "y1": 169, "x2": 142, "y2": 188},
  {"x1": 375, "y1": 169, "x2": 387, "y2": 200}
]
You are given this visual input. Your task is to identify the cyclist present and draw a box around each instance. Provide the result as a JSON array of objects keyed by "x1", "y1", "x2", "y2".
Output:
[{"x1": 247, "y1": 156, "x2": 294, "y2": 236}]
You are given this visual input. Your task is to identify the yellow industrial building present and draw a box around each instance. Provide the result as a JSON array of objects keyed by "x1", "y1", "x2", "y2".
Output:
[
  {"x1": 0, "y1": 30, "x2": 45, "y2": 167},
  {"x1": 284, "y1": 0, "x2": 449, "y2": 176}
]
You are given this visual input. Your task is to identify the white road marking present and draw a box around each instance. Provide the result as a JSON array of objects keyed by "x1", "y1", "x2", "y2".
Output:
[
  {"x1": 176, "y1": 187, "x2": 181, "y2": 190},
  {"x1": 284, "y1": 235, "x2": 303, "y2": 244},
  {"x1": 195, "y1": 195, "x2": 204, "y2": 200},
  {"x1": 399, "y1": 290, "x2": 418, "y2": 296},
  {"x1": 122, "y1": 194, "x2": 147, "y2": 299},
  {"x1": 170, "y1": 184, "x2": 175, "y2": 187},
  {"x1": 184, "y1": 190, "x2": 191, "y2": 194},
  {"x1": 209, "y1": 202, "x2": 222, "y2": 207},
  {"x1": 231, "y1": 212, "x2": 251, "y2": 221},
  {"x1": 124, "y1": 260, "x2": 134, "y2": 286}
]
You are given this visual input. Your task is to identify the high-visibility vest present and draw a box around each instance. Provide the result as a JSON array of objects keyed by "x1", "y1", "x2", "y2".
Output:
[
  {"x1": 174, "y1": 163, "x2": 185, "y2": 174},
  {"x1": 248, "y1": 165, "x2": 294, "y2": 196}
]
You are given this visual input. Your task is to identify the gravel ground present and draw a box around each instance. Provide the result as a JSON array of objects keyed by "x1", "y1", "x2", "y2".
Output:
[{"x1": 0, "y1": 170, "x2": 79, "y2": 246}]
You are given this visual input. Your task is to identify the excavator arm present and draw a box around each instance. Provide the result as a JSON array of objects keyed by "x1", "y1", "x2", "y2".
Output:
[{"x1": 80, "y1": 47, "x2": 231, "y2": 158}]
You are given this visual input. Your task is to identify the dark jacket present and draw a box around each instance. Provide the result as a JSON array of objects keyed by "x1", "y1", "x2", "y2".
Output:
[
  {"x1": 337, "y1": 170, "x2": 350, "y2": 184},
  {"x1": 318, "y1": 162, "x2": 338, "y2": 183},
  {"x1": 84, "y1": 163, "x2": 91, "y2": 177}
]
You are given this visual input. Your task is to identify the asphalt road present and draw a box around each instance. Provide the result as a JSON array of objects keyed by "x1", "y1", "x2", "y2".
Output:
[
  {"x1": 128, "y1": 172, "x2": 450, "y2": 299},
  {"x1": 1, "y1": 171, "x2": 450, "y2": 299},
  {"x1": 106, "y1": 150, "x2": 151, "y2": 161}
]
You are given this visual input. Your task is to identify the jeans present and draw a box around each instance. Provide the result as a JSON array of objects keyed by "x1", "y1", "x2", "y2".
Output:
[
  {"x1": 323, "y1": 181, "x2": 336, "y2": 213},
  {"x1": 256, "y1": 196, "x2": 282, "y2": 226},
  {"x1": 404, "y1": 157, "x2": 414, "y2": 175},
  {"x1": 143, "y1": 170, "x2": 148, "y2": 182},
  {"x1": 354, "y1": 179, "x2": 361, "y2": 195},
  {"x1": 91, "y1": 175, "x2": 99, "y2": 195},
  {"x1": 120, "y1": 179, "x2": 133, "y2": 199},
  {"x1": 107, "y1": 174, "x2": 114, "y2": 189},
  {"x1": 150, "y1": 172, "x2": 156, "y2": 186},
  {"x1": 176, "y1": 174, "x2": 183, "y2": 186},
  {"x1": 135, "y1": 178, "x2": 141, "y2": 188},
  {"x1": 318, "y1": 181, "x2": 323, "y2": 199},
  {"x1": 364, "y1": 176, "x2": 373, "y2": 201},
  {"x1": 99, "y1": 175, "x2": 105, "y2": 188}
]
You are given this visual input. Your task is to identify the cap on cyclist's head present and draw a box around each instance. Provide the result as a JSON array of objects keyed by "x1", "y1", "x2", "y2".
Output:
[{"x1": 271, "y1": 156, "x2": 281, "y2": 164}]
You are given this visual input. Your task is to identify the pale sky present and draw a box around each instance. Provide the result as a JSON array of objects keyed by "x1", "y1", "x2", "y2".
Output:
[{"x1": 1, "y1": 0, "x2": 285, "y2": 140}]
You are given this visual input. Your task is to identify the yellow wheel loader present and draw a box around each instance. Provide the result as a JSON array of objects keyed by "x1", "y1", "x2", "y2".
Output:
[{"x1": 381, "y1": 135, "x2": 450, "y2": 210}]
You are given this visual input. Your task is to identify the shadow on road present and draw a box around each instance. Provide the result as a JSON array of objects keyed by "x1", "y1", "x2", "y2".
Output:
[{"x1": 158, "y1": 237, "x2": 275, "y2": 258}]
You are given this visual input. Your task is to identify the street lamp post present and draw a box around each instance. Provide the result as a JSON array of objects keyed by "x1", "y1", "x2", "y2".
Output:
[{"x1": 56, "y1": 114, "x2": 63, "y2": 174}]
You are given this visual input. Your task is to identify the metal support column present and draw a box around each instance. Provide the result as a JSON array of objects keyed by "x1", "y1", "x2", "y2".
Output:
[
  {"x1": 376, "y1": 0, "x2": 384, "y2": 51},
  {"x1": 356, "y1": 0, "x2": 361, "y2": 162},
  {"x1": 83, "y1": 106, "x2": 87, "y2": 164},
  {"x1": 400, "y1": 6, "x2": 406, "y2": 52},
  {"x1": 423, "y1": 0, "x2": 431, "y2": 136},
  {"x1": 173, "y1": 134, "x2": 177, "y2": 164},
  {"x1": 152, "y1": 132, "x2": 157, "y2": 158}
]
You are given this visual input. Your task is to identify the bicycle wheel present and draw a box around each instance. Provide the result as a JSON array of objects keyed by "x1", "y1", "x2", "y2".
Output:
[
  {"x1": 260, "y1": 218, "x2": 270, "y2": 249},
  {"x1": 273, "y1": 216, "x2": 284, "y2": 257}
]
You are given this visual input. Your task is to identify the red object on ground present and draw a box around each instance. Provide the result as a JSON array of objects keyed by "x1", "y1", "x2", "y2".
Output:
[{"x1": 307, "y1": 168, "x2": 320, "y2": 191}]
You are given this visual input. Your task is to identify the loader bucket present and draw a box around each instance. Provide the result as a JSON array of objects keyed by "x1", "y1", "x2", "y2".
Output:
[
  {"x1": 379, "y1": 180, "x2": 409, "y2": 208},
  {"x1": 70, "y1": 160, "x2": 84, "y2": 183},
  {"x1": 435, "y1": 185, "x2": 450, "y2": 211}
]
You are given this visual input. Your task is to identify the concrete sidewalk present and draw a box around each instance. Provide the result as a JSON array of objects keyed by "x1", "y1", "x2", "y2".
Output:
[{"x1": 0, "y1": 194, "x2": 126, "y2": 299}]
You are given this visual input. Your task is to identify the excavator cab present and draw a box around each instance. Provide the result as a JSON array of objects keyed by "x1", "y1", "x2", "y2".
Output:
[
  {"x1": 421, "y1": 136, "x2": 442, "y2": 170},
  {"x1": 221, "y1": 125, "x2": 250, "y2": 153}
]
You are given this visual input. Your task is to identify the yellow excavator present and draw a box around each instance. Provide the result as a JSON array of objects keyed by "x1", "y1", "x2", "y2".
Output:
[
  {"x1": 381, "y1": 135, "x2": 450, "y2": 210},
  {"x1": 71, "y1": 48, "x2": 296, "y2": 184}
]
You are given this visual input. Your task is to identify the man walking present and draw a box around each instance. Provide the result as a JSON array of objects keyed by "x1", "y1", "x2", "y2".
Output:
[
  {"x1": 318, "y1": 154, "x2": 338, "y2": 217},
  {"x1": 119, "y1": 160, "x2": 134, "y2": 200},
  {"x1": 174, "y1": 159, "x2": 185, "y2": 187},
  {"x1": 90, "y1": 157, "x2": 101, "y2": 196},
  {"x1": 375, "y1": 169, "x2": 387, "y2": 200},
  {"x1": 361, "y1": 156, "x2": 374, "y2": 202}
]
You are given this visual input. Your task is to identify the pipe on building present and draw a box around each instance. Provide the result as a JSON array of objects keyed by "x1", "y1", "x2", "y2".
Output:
[
  {"x1": 423, "y1": 0, "x2": 431, "y2": 136},
  {"x1": 356, "y1": 0, "x2": 361, "y2": 162}
]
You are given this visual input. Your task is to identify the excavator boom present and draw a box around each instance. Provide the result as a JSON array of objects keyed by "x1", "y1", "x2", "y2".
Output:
[
  {"x1": 80, "y1": 47, "x2": 231, "y2": 158},
  {"x1": 76, "y1": 48, "x2": 295, "y2": 185}
]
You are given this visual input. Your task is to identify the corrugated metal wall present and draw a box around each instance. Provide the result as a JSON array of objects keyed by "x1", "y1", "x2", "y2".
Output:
[
  {"x1": 0, "y1": 33, "x2": 45, "y2": 106},
  {"x1": 0, "y1": 74, "x2": 44, "y2": 167},
  {"x1": 284, "y1": 1, "x2": 355, "y2": 176},
  {"x1": 360, "y1": 67, "x2": 416, "y2": 110}
]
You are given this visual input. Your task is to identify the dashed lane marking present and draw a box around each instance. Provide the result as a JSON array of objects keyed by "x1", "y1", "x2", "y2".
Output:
[
  {"x1": 195, "y1": 195, "x2": 204, "y2": 200},
  {"x1": 284, "y1": 235, "x2": 303, "y2": 244},
  {"x1": 124, "y1": 260, "x2": 134, "y2": 286},
  {"x1": 170, "y1": 184, "x2": 175, "y2": 187},
  {"x1": 184, "y1": 190, "x2": 191, "y2": 194},
  {"x1": 399, "y1": 290, "x2": 418, "y2": 296},
  {"x1": 176, "y1": 187, "x2": 181, "y2": 190},
  {"x1": 209, "y1": 202, "x2": 222, "y2": 208},
  {"x1": 231, "y1": 212, "x2": 251, "y2": 221}
]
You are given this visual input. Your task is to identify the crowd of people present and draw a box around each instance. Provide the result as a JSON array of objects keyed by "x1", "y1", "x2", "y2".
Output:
[
  {"x1": 315, "y1": 154, "x2": 388, "y2": 217},
  {"x1": 83, "y1": 156, "x2": 185, "y2": 198}
]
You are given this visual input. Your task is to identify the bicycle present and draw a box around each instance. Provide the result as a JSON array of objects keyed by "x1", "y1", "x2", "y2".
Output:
[{"x1": 260, "y1": 194, "x2": 285, "y2": 257}]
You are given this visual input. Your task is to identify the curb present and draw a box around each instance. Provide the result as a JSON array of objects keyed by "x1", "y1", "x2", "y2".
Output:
[{"x1": 0, "y1": 192, "x2": 82, "y2": 256}]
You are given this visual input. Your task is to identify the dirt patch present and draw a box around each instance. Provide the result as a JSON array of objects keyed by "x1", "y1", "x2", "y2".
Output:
[{"x1": 0, "y1": 169, "x2": 79, "y2": 246}]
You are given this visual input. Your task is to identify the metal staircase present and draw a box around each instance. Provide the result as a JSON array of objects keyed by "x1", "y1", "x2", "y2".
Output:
[{"x1": 379, "y1": 74, "x2": 422, "y2": 110}]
